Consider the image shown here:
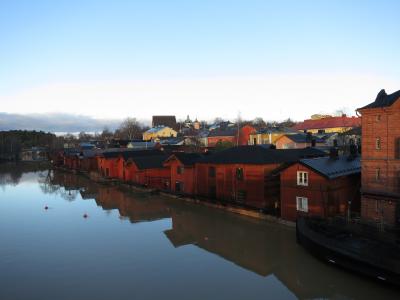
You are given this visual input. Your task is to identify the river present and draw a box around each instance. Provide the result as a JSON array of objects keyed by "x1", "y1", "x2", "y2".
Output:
[{"x1": 0, "y1": 164, "x2": 398, "y2": 300}]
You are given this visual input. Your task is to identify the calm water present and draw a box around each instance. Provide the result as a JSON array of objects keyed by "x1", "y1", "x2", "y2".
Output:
[{"x1": 0, "y1": 164, "x2": 399, "y2": 300}]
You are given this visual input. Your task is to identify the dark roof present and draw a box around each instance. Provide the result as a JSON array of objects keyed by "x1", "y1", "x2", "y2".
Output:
[
  {"x1": 167, "y1": 152, "x2": 204, "y2": 166},
  {"x1": 283, "y1": 133, "x2": 325, "y2": 143},
  {"x1": 299, "y1": 155, "x2": 360, "y2": 179},
  {"x1": 120, "y1": 149, "x2": 163, "y2": 161},
  {"x1": 130, "y1": 154, "x2": 169, "y2": 170},
  {"x1": 80, "y1": 149, "x2": 97, "y2": 158},
  {"x1": 152, "y1": 115, "x2": 177, "y2": 128},
  {"x1": 198, "y1": 146, "x2": 325, "y2": 165},
  {"x1": 256, "y1": 127, "x2": 297, "y2": 134},
  {"x1": 102, "y1": 149, "x2": 162, "y2": 159},
  {"x1": 64, "y1": 148, "x2": 80, "y2": 156},
  {"x1": 359, "y1": 89, "x2": 400, "y2": 110},
  {"x1": 208, "y1": 128, "x2": 237, "y2": 137}
]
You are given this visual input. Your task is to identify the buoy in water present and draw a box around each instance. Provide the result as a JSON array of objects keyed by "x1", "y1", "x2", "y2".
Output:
[
  {"x1": 44, "y1": 206, "x2": 49, "y2": 210},
  {"x1": 83, "y1": 213, "x2": 88, "y2": 219}
]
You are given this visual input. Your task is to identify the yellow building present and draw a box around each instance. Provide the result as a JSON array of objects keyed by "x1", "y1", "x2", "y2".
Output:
[
  {"x1": 143, "y1": 126, "x2": 178, "y2": 141},
  {"x1": 248, "y1": 127, "x2": 298, "y2": 145}
]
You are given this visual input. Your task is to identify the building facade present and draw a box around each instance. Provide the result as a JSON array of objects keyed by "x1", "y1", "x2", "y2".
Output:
[
  {"x1": 280, "y1": 155, "x2": 361, "y2": 222},
  {"x1": 357, "y1": 89, "x2": 400, "y2": 227}
]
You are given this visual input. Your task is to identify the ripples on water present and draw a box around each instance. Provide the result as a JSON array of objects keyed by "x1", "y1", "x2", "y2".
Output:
[{"x1": 0, "y1": 164, "x2": 399, "y2": 300}]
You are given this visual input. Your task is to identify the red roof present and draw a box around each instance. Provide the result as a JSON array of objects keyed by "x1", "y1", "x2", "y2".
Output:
[{"x1": 293, "y1": 116, "x2": 361, "y2": 131}]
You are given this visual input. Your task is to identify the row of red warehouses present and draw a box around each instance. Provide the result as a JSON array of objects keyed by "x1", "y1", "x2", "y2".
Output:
[{"x1": 61, "y1": 145, "x2": 361, "y2": 222}]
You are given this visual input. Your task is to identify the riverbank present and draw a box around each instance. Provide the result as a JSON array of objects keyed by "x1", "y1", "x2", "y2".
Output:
[{"x1": 55, "y1": 166, "x2": 296, "y2": 227}]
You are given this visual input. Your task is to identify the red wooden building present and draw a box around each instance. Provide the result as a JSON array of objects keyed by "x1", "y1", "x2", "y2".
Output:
[
  {"x1": 195, "y1": 146, "x2": 325, "y2": 213},
  {"x1": 280, "y1": 153, "x2": 361, "y2": 222},
  {"x1": 125, "y1": 155, "x2": 171, "y2": 190},
  {"x1": 114, "y1": 149, "x2": 165, "y2": 181},
  {"x1": 98, "y1": 150, "x2": 122, "y2": 178},
  {"x1": 63, "y1": 149, "x2": 81, "y2": 170},
  {"x1": 357, "y1": 89, "x2": 400, "y2": 227},
  {"x1": 207, "y1": 128, "x2": 237, "y2": 147},
  {"x1": 163, "y1": 152, "x2": 203, "y2": 195},
  {"x1": 237, "y1": 124, "x2": 256, "y2": 146},
  {"x1": 79, "y1": 149, "x2": 100, "y2": 172},
  {"x1": 207, "y1": 125, "x2": 256, "y2": 147}
]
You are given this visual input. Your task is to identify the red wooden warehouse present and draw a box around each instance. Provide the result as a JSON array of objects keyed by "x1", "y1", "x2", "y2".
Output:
[
  {"x1": 280, "y1": 153, "x2": 361, "y2": 222},
  {"x1": 126, "y1": 154, "x2": 171, "y2": 190},
  {"x1": 163, "y1": 152, "x2": 203, "y2": 195},
  {"x1": 114, "y1": 149, "x2": 165, "y2": 181},
  {"x1": 195, "y1": 146, "x2": 325, "y2": 213}
]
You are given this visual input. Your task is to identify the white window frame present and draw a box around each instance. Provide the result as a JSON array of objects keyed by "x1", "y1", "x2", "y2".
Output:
[
  {"x1": 297, "y1": 171, "x2": 309, "y2": 186},
  {"x1": 296, "y1": 196, "x2": 308, "y2": 212}
]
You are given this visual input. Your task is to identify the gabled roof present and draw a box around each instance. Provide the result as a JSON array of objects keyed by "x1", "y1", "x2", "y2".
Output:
[
  {"x1": 293, "y1": 116, "x2": 361, "y2": 131},
  {"x1": 166, "y1": 152, "x2": 204, "y2": 166},
  {"x1": 281, "y1": 133, "x2": 325, "y2": 143},
  {"x1": 130, "y1": 154, "x2": 169, "y2": 170},
  {"x1": 145, "y1": 126, "x2": 173, "y2": 134},
  {"x1": 208, "y1": 128, "x2": 237, "y2": 137},
  {"x1": 128, "y1": 141, "x2": 157, "y2": 149},
  {"x1": 299, "y1": 155, "x2": 360, "y2": 179},
  {"x1": 158, "y1": 137, "x2": 185, "y2": 145},
  {"x1": 358, "y1": 89, "x2": 400, "y2": 110},
  {"x1": 102, "y1": 149, "x2": 162, "y2": 159},
  {"x1": 198, "y1": 146, "x2": 325, "y2": 165},
  {"x1": 80, "y1": 149, "x2": 100, "y2": 158},
  {"x1": 152, "y1": 115, "x2": 177, "y2": 128},
  {"x1": 120, "y1": 149, "x2": 163, "y2": 161}
]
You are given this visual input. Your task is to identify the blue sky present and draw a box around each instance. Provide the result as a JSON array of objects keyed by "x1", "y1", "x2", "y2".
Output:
[{"x1": 0, "y1": 0, "x2": 399, "y2": 123}]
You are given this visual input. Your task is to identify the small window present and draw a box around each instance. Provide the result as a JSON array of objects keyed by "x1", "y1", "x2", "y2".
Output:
[
  {"x1": 376, "y1": 138, "x2": 381, "y2": 150},
  {"x1": 209, "y1": 166, "x2": 216, "y2": 178},
  {"x1": 177, "y1": 166, "x2": 184, "y2": 174},
  {"x1": 297, "y1": 171, "x2": 309, "y2": 186},
  {"x1": 376, "y1": 115, "x2": 381, "y2": 121},
  {"x1": 296, "y1": 197, "x2": 308, "y2": 212},
  {"x1": 375, "y1": 168, "x2": 381, "y2": 181},
  {"x1": 236, "y1": 168, "x2": 244, "y2": 181}
]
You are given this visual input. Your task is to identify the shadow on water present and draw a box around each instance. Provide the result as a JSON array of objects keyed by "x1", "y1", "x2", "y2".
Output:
[{"x1": 1, "y1": 165, "x2": 399, "y2": 299}]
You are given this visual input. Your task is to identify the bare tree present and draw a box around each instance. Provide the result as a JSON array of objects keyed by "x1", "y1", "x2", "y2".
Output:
[
  {"x1": 78, "y1": 131, "x2": 93, "y2": 141},
  {"x1": 100, "y1": 127, "x2": 114, "y2": 141},
  {"x1": 252, "y1": 117, "x2": 266, "y2": 128},
  {"x1": 118, "y1": 117, "x2": 142, "y2": 140}
]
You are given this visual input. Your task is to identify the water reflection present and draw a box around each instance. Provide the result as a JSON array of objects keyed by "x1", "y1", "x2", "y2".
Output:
[
  {"x1": 0, "y1": 163, "x2": 49, "y2": 187},
  {"x1": 39, "y1": 169, "x2": 399, "y2": 299}
]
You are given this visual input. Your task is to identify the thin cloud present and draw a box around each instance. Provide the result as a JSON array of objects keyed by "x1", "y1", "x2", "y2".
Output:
[{"x1": 0, "y1": 73, "x2": 398, "y2": 123}]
